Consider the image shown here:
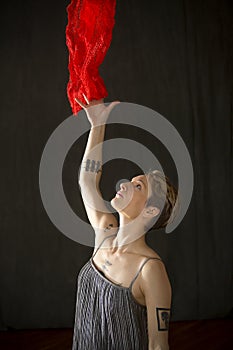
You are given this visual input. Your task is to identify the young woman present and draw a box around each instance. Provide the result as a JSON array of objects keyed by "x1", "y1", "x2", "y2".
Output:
[{"x1": 72, "y1": 95, "x2": 178, "y2": 350}]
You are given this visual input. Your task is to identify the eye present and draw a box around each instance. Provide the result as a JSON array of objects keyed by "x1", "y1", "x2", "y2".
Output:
[{"x1": 136, "y1": 184, "x2": 142, "y2": 190}]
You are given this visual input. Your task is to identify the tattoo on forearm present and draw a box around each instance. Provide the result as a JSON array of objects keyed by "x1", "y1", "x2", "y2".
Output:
[
  {"x1": 156, "y1": 307, "x2": 171, "y2": 331},
  {"x1": 83, "y1": 159, "x2": 102, "y2": 173}
]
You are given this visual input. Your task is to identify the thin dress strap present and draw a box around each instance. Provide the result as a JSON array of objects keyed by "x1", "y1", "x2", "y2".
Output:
[
  {"x1": 92, "y1": 233, "x2": 117, "y2": 258},
  {"x1": 129, "y1": 257, "x2": 163, "y2": 291}
]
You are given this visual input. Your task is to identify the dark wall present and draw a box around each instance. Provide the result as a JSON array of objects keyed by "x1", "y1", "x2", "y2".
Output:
[{"x1": 0, "y1": 0, "x2": 232, "y2": 330}]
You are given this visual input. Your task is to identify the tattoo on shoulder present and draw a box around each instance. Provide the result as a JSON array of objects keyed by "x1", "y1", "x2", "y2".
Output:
[
  {"x1": 156, "y1": 307, "x2": 171, "y2": 331},
  {"x1": 83, "y1": 159, "x2": 102, "y2": 173}
]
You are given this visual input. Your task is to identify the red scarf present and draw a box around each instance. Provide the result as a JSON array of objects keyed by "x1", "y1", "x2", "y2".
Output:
[{"x1": 66, "y1": 0, "x2": 117, "y2": 114}]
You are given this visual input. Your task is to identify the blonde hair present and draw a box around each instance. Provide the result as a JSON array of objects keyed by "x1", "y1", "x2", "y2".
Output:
[{"x1": 145, "y1": 169, "x2": 180, "y2": 231}]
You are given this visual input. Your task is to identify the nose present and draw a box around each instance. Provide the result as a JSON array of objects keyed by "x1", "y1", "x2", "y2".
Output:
[
  {"x1": 120, "y1": 182, "x2": 127, "y2": 191},
  {"x1": 115, "y1": 179, "x2": 129, "y2": 192},
  {"x1": 120, "y1": 180, "x2": 133, "y2": 192}
]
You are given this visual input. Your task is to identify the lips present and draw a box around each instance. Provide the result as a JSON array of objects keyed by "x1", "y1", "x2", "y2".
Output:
[{"x1": 117, "y1": 191, "x2": 124, "y2": 198}]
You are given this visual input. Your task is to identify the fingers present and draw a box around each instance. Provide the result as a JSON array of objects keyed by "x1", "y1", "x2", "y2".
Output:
[
  {"x1": 75, "y1": 95, "x2": 120, "y2": 113},
  {"x1": 74, "y1": 97, "x2": 86, "y2": 109},
  {"x1": 74, "y1": 93, "x2": 89, "y2": 109},
  {"x1": 82, "y1": 93, "x2": 90, "y2": 105}
]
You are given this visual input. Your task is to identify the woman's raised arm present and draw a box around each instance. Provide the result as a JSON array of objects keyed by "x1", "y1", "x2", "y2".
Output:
[{"x1": 76, "y1": 95, "x2": 120, "y2": 236}]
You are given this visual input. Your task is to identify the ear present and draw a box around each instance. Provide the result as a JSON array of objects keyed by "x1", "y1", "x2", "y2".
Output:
[{"x1": 143, "y1": 206, "x2": 160, "y2": 218}]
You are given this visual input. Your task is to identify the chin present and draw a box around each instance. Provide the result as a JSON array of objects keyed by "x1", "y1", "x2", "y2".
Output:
[
  {"x1": 110, "y1": 198, "x2": 115, "y2": 207},
  {"x1": 110, "y1": 197, "x2": 118, "y2": 210},
  {"x1": 110, "y1": 197, "x2": 126, "y2": 212}
]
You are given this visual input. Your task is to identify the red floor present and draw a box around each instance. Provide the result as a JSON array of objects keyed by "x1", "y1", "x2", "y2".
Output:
[{"x1": 0, "y1": 318, "x2": 232, "y2": 350}]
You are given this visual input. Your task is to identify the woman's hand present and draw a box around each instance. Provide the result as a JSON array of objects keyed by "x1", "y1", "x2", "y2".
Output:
[{"x1": 75, "y1": 94, "x2": 120, "y2": 127}]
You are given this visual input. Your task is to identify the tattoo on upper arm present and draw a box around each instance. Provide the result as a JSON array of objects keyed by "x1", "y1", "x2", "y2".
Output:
[
  {"x1": 156, "y1": 307, "x2": 171, "y2": 331},
  {"x1": 83, "y1": 159, "x2": 102, "y2": 173}
]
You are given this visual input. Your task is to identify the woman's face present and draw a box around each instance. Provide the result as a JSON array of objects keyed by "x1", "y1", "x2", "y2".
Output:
[{"x1": 111, "y1": 174, "x2": 151, "y2": 219}]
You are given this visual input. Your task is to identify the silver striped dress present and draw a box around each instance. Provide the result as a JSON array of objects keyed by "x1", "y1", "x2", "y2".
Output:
[{"x1": 72, "y1": 234, "x2": 162, "y2": 350}]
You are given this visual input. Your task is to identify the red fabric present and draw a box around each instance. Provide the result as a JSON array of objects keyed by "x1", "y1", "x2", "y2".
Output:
[{"x1": 66, "y1": 0, "x2": 117, "y2": 114}]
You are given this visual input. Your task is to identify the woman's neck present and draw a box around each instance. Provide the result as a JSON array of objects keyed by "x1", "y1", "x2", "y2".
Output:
[{"x1": 110, "y1": 214, "x2": 148, "y2": 254}]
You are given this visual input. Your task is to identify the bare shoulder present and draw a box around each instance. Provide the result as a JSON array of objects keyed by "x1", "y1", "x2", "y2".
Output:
[
  {"x1": 140, "y1": 251, "x2": 172, "y2": 299},
  {"x1": 140, "y1": 245, "x2": 163, "y2": 262}
]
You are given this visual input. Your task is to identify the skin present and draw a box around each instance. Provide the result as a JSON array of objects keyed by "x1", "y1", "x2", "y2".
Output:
[
  {"x1": 75, "y1": 94, "x2": 161, "y2": 252},
  {"x1": 110, "y1": 173, "x2": 160, "y2": 254},
  {"x1": 76, "y1": 95, "x2": 171, "y2": 349}
]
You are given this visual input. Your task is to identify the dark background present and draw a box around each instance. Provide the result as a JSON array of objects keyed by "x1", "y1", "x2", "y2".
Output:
[{"x1": 0, "y1": 0, "x2": 232, "y2": 330}]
